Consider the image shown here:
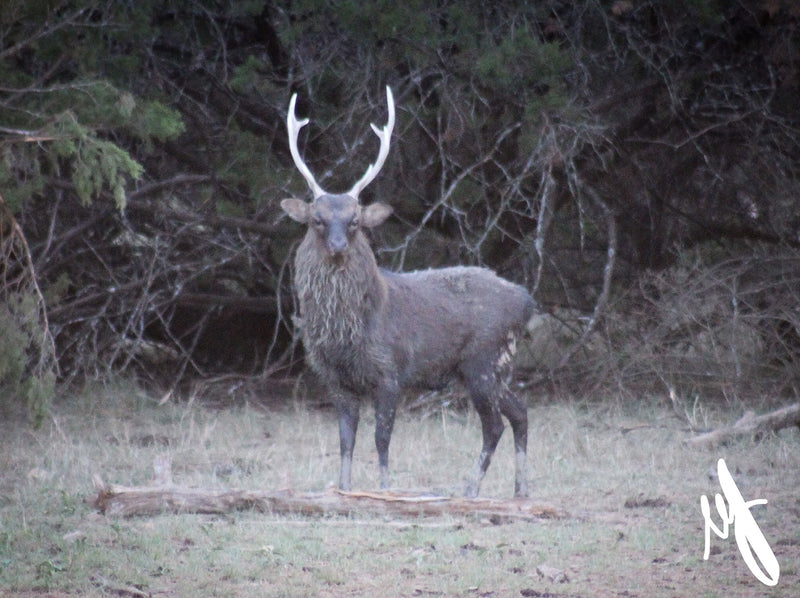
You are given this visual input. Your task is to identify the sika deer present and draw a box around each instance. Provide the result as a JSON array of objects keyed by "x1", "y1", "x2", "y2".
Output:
[{"x1": 281, "y1": 87, "x2": 534, "y2": 497}]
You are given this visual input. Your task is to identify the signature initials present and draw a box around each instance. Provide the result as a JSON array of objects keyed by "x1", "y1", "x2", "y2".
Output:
[{"x1": 700, "y1": 458, "x2": 780, "y2": 586}]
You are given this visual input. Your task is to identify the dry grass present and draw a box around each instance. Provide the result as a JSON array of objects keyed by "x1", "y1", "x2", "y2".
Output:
[{"x1": 0, "y1": 380, "x2": 798, "y2": 597}]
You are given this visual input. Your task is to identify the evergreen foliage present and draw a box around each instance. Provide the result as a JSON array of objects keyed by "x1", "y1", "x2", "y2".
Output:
[{"x1": 0, "y1": 0, "x2": 798, "y2": 410}]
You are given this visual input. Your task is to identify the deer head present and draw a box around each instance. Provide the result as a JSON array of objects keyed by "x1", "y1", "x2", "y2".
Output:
[{"x1": 281, "y1": 87, "x2": 395, "y2": 257}]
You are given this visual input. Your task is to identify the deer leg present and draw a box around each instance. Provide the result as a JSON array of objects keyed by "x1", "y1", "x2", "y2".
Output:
[
  {"x1": 462, "y1": 369, "x2": 505, "y2": 498},
  {"x1": 335, "y1": 393, "x2": 360, "y2": 492},
  {"x1": 374, "y1": 381, "x2": 399, "y2": 490},
  {"x1": 466, "y1": 395, "x2": 505, "y2": 498},
  {"x1": 498, "y1": 388, "x2": 529, "y2": 497}
]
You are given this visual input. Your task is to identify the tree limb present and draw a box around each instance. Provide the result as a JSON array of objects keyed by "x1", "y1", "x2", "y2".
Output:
[
  {"x1": 686, "y1": 403, "x2": 800, "y2": 448},
  {"x1": 92, "y1": 477, "x2": 561, "y2": 521}
]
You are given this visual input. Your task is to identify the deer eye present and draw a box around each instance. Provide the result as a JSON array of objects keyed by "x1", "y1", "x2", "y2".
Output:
[
  {"x1": 312, "y1": 216, "x2": 324, "y2": 229},
  {"x1": 348, "y1": 218, "x2": 359, "y2": 230}
]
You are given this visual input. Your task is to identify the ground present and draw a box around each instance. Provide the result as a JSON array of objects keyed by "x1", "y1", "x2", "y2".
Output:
[{"x1": 0, "y1": 382, "x2": 798, "y2": 597}]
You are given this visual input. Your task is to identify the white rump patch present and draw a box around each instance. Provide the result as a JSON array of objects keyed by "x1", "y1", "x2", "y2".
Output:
[{"x1": 496, "y1": 332, "x2": 517, "y2": 369}]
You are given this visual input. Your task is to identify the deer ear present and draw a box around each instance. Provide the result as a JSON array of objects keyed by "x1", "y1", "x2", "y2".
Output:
[
  {"x1": 281, "y1": 198, "x2": 311, "y2": 223},
  {"x1": 361, "y1": 202, "x2": 393, "y2": 228}
]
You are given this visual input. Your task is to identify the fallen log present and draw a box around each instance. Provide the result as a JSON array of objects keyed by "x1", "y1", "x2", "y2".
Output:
[
  {"x1": 92, "y1": 475, "x2": 561, "y2": 521},
  {"x1": 686, "y1": 403, "x2": 800, "y2": 448}
]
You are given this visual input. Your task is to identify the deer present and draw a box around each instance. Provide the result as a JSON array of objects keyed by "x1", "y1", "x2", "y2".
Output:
[{"x1": 280, "y1": 87, "x2": 534, "y2": 497}]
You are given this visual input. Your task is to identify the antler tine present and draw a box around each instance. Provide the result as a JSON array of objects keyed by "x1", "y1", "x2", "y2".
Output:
[
  {"x1": 348, "y1": 86, "x2": 395, "y2": 199},
  {"x1": 287, "y1": 93, "x2": 325, "y2": 198}
]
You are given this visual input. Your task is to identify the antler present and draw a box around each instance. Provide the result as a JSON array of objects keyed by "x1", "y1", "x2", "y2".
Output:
[
  {"x1": 287, "y1": 93, "x2": 325, "y2": 198},
  {"x1": 348, "y1": 86, "x2": 395, "y2": 199},
  {"x1": 286, "y1": 86, "x2": 395, "y2": 199}
]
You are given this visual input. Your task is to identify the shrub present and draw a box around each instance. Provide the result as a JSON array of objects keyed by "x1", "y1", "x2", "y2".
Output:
[{"x1": 0, "y1": 292, "x2": 55, "y2": 426}]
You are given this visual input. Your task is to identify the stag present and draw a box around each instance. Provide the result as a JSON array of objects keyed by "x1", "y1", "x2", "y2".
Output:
[{"x1": 281, "y1": 87, "x2": 534, "y2": 497}]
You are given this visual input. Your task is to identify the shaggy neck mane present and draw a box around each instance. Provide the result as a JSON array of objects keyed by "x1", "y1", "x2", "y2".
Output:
[{"x1": 295, "y1": 232, "x2": 387, "y2": 347}]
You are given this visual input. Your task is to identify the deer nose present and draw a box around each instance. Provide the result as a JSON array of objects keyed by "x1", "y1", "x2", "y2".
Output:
[{"x1": 327, "y1": 228, "x2": 348, "y2": 255}]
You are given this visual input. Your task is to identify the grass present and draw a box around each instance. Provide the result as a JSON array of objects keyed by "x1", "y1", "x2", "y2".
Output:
[{"x1": 0, "y1": 381, "x2": 798, "y2": 597}]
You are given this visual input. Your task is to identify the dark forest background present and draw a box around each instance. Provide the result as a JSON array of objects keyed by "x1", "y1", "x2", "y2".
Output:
[{"x1": 1, "y1": 0, "x2": 799, "y2": 424}]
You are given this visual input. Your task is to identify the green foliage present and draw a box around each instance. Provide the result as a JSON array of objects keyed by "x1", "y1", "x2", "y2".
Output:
[
  {"x1": 476, "y1": 28, "x2": 570, "y2": 110},
  {"x1": 0, "y1": 0, "x2": 796, "y2": 401},
  {"x1": 49, "y1": 113, "x2": 144, "y2": 209},
  {"x1": 133, "y1": 100, "x2": 187, "y2": 145},
  {"x1": 231, "y1": 56, "x2": 279, "y2": 95},
  {"x1": 0, "y1": 2, "x2": 184, "y2": 214},
  {"x1": 336, "y1": 0, "x2": 434, "y2": 45},
  {"x1": 35, "y1": 558, "x2": 64, "y2": 588},
  {"x1": 42, "y1": 272, "x2": 72, "y2": 307},
  {"x1": 0, "y1": 292, "x2": 54, "y2": 426},
  {"x1": 215, "y1": 198, "x2": 246, "y2": 218},
  {"x1": 0, "y1": 302, "x2": 27, "y2": 387},
  {"x1": 0, "y1": 144, "x2": 45, "y2": 214},
  {"x1": 23, "y1": 371, "x2": 56, "y2": 429}
]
